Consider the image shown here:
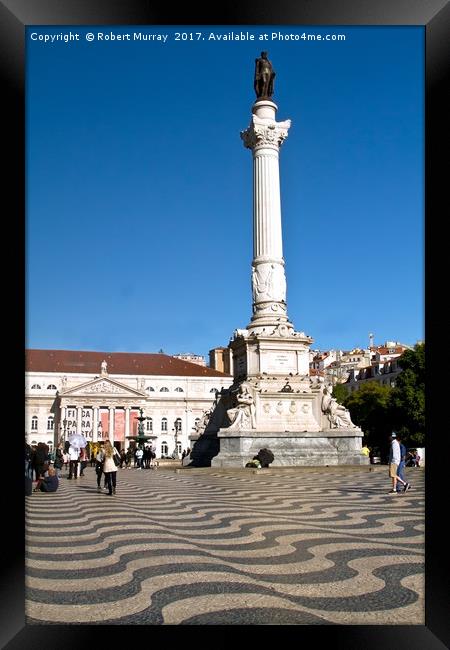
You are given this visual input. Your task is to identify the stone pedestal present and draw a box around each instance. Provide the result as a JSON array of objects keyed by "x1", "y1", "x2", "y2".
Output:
[{"x1": 213, "y1": 429, "x2": 367, "y2": 468}]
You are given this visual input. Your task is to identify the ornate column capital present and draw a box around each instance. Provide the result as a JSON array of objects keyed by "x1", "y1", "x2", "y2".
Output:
[{"x1": 241, "y1": 115, "x2": 291, "y2": 151}]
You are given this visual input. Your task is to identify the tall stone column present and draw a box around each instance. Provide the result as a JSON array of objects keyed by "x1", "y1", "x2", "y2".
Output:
[
  {"x1": 124, "y1": 407, "x2": 130, "y2": 440},
  {"x1": 93, "y1": 407, "x2": 99, "y2": 442},
  {"x1": 241, "y1": 99, "x2": 293, "y2": 336},
  {"x1": 108, "y1": 407, "x2": 115, "y2": 444},
  {"x1": 76, "y1": 407, "x2": 82, "y2": 435}
]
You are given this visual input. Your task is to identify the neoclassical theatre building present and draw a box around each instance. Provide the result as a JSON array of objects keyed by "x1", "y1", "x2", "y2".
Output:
[{"x1": 25, "y1": 349, "x2": 232, "y2": 456}]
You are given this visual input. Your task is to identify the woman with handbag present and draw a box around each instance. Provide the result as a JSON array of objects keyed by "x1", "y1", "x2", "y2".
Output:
[{"x1": 102, "y1": 440, "x2": 120, "y2": 495}]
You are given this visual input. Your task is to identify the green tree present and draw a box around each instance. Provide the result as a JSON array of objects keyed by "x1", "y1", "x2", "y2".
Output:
[
  {"x1": 389, "y1": 342, "x2": 425, "y2": 446},
  {"x1": 344, "y1": 382, "x2": 393, "y2": 453},
  {"x1": 332, "y1": 383, "x2": 348, "y2": 405}
]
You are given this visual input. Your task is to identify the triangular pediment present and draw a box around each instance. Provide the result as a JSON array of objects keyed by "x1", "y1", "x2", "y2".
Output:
[{"x1": 60, "y1": 377, "x2": 146, "y2": 398}]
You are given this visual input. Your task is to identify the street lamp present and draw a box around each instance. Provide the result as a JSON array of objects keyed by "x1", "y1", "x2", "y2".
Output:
[{"x1": 173, "y1": 419, "x2": 180, "y2": 459}]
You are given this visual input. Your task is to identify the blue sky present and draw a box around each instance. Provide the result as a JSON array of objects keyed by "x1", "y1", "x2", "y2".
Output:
[{"x1": 26, "y1": 26, "x2": 424, "y2": 359}]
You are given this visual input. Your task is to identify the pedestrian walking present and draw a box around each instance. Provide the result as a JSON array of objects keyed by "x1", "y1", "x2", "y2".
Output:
[
  {"x1": 396, "y1": 433, "x2": 408, "y2": 493},
  {"x1": 95, "y1": 446, "x2": 105, "y2": 491},
  {"x1": 388, "y1": 432, "x2": 411, "y2": 494},
  {"x1": 79, "y1": 447, "x2": 88, "y2": 476},
  {"x1": 102, "y1": 440, "x2": 120, "y2": 495},
  {"x1": 67, "y1": 445, "x2": 79, "y2": 479}
]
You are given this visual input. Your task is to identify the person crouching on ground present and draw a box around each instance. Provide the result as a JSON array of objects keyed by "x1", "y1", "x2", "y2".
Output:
[
  {"x1": 34, "y1": 467, "x2": 59, "y2": 493},
  {"x1": 102, "y1": 440, "x2": 119, "y2": 495}
]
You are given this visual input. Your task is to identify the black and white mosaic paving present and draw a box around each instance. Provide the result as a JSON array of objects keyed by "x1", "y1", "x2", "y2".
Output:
[{"x1": 25, "y1": 465, "x2": 424, "y2": 625}]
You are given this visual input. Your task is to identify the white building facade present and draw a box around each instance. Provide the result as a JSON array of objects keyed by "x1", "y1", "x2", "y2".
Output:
[{"x1": 25, "y1": 350, "x2": 233, "y2": 456}]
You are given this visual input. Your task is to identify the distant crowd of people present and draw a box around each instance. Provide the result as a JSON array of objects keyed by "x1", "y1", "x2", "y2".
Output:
[{"x1": 25, "y1": 440, "x2": 188, "y2": 497}]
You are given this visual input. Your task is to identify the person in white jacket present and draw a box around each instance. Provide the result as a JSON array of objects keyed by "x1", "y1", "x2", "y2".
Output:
[
  {"x1": 388, "y1": 433, "x2": 411, "y2": 494},
  {"x1": 67, "y1": 445, "x2": 80, "y2": 479},
  {"x1": 102, "y1": 440, "x2": 120, "y2": 495}
]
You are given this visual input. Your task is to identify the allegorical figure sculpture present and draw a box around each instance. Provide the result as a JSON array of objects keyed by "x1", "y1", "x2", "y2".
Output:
[
  {"x1": 254, "y1": 51, "x2": 275, "y2": 98},
  {"x1": 227, "y1": 383, "x2": 256, "y2": 430},
  {"x1": 194, "y1": 408, "x2": 212, "y2": 436},
  {"x1": 321, "y1": 383, "x2": 356, "y2": 429}
]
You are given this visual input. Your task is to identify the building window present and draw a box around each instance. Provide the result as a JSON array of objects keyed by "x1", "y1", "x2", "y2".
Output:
[
  {"x1": 161, "y1": 418, "x2": 168, "y2": 432},
  {"x1": 31, "y1": 384, "x2": 41, "y2": 390},
  {"x1": 160, "y1": 387, "x2": 169, "y2": 392},
  {"x1": 175, "y1": 387, "x2": 184, "y2": 392},
  {"x1": 210, "y1": 388, "x2": 216, "y2": 393},
  {"x1": 47, "y1": 417, "x2": 54, "y2": 430},
  {"x1": 31, "y1": 416, "x2": 38, "y2": 430},
  {"x1": 161, "y1": 441, "x2": 168, "y2": 456},
  {"x1": 175, "y1": 417, "x2": 182, "y2": 432},
  {"x1": 47, "y1": 384, "x2": 57, "y2": 390},
  {"x1": 176, "y1": 442, "x2": 182, "y2": 455},
  {"x1": 146, "y1": 386, "x2": 155, "y2": 392},
  {"x1": 146, "y1": 418, "x2": 153, "y2": 432}
]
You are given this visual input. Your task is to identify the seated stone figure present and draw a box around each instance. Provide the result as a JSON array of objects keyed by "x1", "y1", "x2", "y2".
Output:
[
  {"x1": 227, "y1": 383, "x2": 256, "y2": 430},
  {"x1": 321, "y1": 384, "x2": 356, "y2": 429}
]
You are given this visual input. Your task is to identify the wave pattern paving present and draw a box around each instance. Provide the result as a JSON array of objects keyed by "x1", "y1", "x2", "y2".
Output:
[{"x1": 26, "y1": 466, "x2": 424, "y2": 625}]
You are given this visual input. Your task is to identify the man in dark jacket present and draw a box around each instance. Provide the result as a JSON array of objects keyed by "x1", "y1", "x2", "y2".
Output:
[{"x1": 34, "y1": 443, "x2": 49, "y2": 480}]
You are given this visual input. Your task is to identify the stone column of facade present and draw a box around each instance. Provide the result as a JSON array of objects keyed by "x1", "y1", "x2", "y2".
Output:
[
  {"x1": 108, "y1": 407, "x2": 115, "y2": 444},
  {"x1": 92, "y1": 407, "x2": 99, "y2": 442},
  {"x1": 241, "y1": 100, "x2": 293, "y2": 336},
  {"x1": 76, "y1": 407, "x2": 82, "y2": 435},
  {"x1": 124, "y1": 407, "x2": 130, "y2": 440}
]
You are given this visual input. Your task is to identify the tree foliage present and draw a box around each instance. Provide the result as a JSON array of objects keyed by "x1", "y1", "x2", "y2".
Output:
[
  {"x1": 332, "y1": 383, "x2": 348, "y2": 405},
  {"x1": 389, "y1": 343, "x2": 425, "y2": 446},
  {"x1": 331, "y1": 342, "x2": 425, "y2": 453},
  {"x1": 344, "y1": 382, "x2": 393, "y2": 452}
]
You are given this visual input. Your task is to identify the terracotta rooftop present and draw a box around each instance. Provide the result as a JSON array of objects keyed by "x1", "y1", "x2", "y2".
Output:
[
  {"x1": 376, "y1": 347, "x2": 404, "y2": 355},
  {"x1": 25, "y1": 349, "x2": 232, "y2": 378}
]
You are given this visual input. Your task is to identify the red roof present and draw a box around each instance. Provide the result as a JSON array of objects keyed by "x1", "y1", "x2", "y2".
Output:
[{"x1": 25, "y1": 349, "x2": 231, "y2": 378}]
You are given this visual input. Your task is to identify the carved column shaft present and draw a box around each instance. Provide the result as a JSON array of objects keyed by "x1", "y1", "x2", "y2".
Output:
[
  {"x1": 253, "y1": 153, "x2": 283, "y2": 260},
  {"x1": 241, "y1": 99, "x2": 293, "y2": 334}
]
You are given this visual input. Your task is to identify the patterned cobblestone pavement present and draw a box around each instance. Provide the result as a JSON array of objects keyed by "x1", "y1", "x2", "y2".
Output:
[{"x1": 25, "y1": 465, "x2": 424, "y2": 625}]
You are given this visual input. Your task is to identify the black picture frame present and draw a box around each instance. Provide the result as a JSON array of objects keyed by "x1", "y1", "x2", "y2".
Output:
[{"x1": 4, "y1": 0, "x2": 448, "y2": 647}]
